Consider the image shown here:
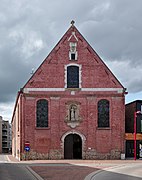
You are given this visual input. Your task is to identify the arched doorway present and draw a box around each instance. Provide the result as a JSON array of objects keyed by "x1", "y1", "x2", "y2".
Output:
[{"x1": 64, "y1": 134, "x2": 82, "y2": 159}]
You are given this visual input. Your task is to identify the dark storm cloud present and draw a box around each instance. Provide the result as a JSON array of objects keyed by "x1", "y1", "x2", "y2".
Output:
[
  {"x1": 79, "y1": 0, "x2": 142, "y2": 93},
  {"x1": 80, "y1": 0, "x2": 142, "y2": 62},
  {"x1": 0, "y1": 0, "x2": 142, "y2": 119}
]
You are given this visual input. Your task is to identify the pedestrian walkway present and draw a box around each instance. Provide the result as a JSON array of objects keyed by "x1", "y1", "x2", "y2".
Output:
[
  {"x1": 6, "y1": 154, "x2": 19, "y2": 162},
  {"x1": 0, "y1": 154, "x2": 10, "y2": 163}
]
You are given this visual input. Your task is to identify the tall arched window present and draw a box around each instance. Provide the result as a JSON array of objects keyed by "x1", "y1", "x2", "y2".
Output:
[
  {"x1": 98, "y1": 99, "x2": 109, "y2": 127},
  {"x1": 67, "y1": 66, "x2": 79, "y2": 88},
  {"x1": 36, "y1": 99, "x2": 48, "y2": 127}
]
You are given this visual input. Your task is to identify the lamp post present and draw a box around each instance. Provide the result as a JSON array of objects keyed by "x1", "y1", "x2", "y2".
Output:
[{"x1": 134, "y1": 111, "x2": 141, "y2": 160}]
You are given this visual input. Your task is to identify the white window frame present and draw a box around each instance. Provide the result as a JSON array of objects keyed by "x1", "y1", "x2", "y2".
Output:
[
  {"x1": 69, "y1": 51, "x2": 78, "y2": 60},
  {"x1": 64, "y1": 64, "x2": 82, "y2": 88},
  {"x1": 69, "y1": 42, "x2": 78, "y2": 60}
]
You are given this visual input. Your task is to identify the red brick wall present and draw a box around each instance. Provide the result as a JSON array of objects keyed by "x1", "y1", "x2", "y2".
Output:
[
  {"x1": 19, "y1": 92, "x2": 125, "y2": 160},
  {"x1": 24, "y1": 26, "x2": 122, "y2": 89}
]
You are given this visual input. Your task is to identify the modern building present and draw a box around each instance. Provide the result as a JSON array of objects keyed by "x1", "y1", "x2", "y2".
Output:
[
  {"x1": 0, "y1": 116, "x2": 2, "y2": 153},
  {"x1": 125, "y1": 100, "x2": 142, "y2": 159},
  {"x1": 0, "y1": 116, "x2": 12, "y2": 153},
  {"x1": 12, "y1": 22, "x2": 126, "y2": 160}
]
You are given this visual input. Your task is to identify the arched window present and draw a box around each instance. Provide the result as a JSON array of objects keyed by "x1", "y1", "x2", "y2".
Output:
[
  {"x1": 36, "y1": 99, "x2": 48, "y2": 127},
  {"x1": 67, "y1": 66, "x2": 79, "y2": 88},
  {"x1": 98, "y1": 99, "x2": 109, "y2": 127}
]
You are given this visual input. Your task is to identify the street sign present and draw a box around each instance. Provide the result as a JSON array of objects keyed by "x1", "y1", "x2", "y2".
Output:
[
  {"x1": 24, "y1": 146, "x2": 30, "y2": 152},
  {"x1": 25, "y1": 142, "x2": 30, "y2": 147}
]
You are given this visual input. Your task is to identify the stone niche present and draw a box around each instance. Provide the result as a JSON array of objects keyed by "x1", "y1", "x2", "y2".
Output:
[{"x1": 65, "y1": 102, "x2": 82, "y2": 128}]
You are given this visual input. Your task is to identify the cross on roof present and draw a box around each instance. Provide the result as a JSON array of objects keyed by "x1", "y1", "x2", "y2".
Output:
[{"x1": 71, "y1": 20, "x2": 75, "y2": 26}]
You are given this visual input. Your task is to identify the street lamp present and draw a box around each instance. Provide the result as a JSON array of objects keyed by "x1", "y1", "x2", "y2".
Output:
[{"x1": 134, "y1": 111, "x2": 141, "y2": 160}]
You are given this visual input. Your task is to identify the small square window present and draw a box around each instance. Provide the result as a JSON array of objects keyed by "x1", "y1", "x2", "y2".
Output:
[
  {"x1": 69, "y1": 42, "x2": 77, "y2": 60},
  {"x1": 71, "y1": 53, "x2": 75, "y2": 60},
  {"x1": 69, "y1": 51, "x2": 78, "y2": 60}
]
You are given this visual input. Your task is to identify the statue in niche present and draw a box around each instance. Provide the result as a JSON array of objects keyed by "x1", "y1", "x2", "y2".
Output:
[
  {"x1": 65, "y1": 103, "x2": 82, "y2": 128},
  {"x1": 70, "y1": 105, "x2": 78, "y2": 121}
]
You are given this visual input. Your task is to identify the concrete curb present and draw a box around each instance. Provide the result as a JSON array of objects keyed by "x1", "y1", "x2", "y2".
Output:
[
  {"x1": 26, "y1": 166, "x2": 44, "y2": 180},
  {"x1": 84, "y1": 169, "x2": 103, "y2": 180}
]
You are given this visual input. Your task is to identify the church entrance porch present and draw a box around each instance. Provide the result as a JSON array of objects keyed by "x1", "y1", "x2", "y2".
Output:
[{"x1": 64, "y1": 134, "x2": 82, "y2": 159}]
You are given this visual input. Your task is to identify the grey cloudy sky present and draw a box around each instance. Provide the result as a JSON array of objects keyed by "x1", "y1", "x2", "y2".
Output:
[{"x1": 0, "y1": 0, "x2": 142, "y2": 120}]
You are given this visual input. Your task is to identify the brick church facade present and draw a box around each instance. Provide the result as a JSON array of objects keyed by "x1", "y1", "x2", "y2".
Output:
[{"x1": 12, "y1": 22, "x2": 126, "y2": 160}]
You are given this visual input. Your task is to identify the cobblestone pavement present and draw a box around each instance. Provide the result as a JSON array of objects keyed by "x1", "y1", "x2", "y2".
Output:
[{"x1": 30, "y1": 164, "x2": 99, "y2": 180}]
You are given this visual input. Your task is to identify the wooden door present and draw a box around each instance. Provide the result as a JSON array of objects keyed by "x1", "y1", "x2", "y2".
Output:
[{"x1": 64, "y1": 134, "x2": 82, "y2": 159}]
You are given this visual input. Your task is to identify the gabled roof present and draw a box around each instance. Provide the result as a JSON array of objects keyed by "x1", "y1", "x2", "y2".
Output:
[
  {"x1": 11, "y1": 21, "x2": 126, "y2": 123},
  {"x1": 22, "y1": 21, "x2": 124, "y2": 90}
]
